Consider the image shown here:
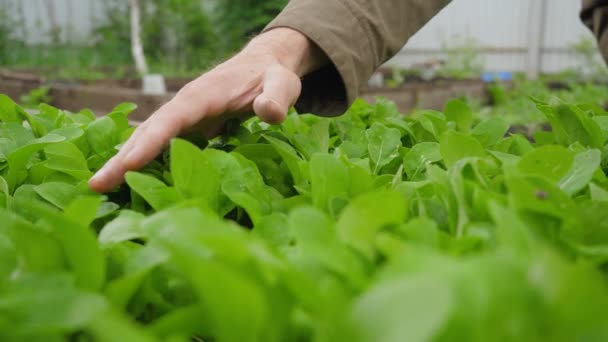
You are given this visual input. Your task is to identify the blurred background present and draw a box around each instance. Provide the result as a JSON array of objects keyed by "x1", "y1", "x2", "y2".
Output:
[
  {"x1": 0, "y1": 0, "x2": 286, "y2": 79},
  {"x1": 388, "y1": 0, "x2": 604, "y2": 77},
  {"x1": 0, "y1": 0, "x2": 606, "y2": 120}
]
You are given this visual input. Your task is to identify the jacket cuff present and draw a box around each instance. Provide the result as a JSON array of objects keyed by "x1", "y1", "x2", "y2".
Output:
[
  {"x1": 264, "y1": 1, "x2": 371, "y2": 116},
  {"x1": 581, "y1": 0, "x2": 608, "y2": 62}
]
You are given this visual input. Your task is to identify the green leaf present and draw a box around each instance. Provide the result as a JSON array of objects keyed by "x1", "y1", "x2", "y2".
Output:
[
  {"x1": 170, "y1": 139, "x2": 220, "y2": 211},
  {"x1": 366, "y1": 123, "x2": 402, "y2": 174},
  {"x1": 397, "y1": 217, "x2": 440, "y2": 248},
  {"x1": 590, "y1": 183, "x2": 608, "y2": 202},
  {"x1": 533, "y1": 130, "x2": 554, "y2": 145},
  {"x1": 0, "y1": 208, "x2": 65, "y2": 272},
  {"x1": 506, "y1": 176, "x2": 576, "y2": 220},
  {"x1": 86, "y1": 116, "x2": 118, "y2": 156},
  {"x1": 404, "y1": 142, "x2": 441, "y2": 180},
  {"x1": 34, "y1": 182, "x2": 79, "y2": 209},
  {"x1": 538, "y1": 102, "x2": 604, "y2": 148},
  {"x1": 112, "y1": 102, "x2": 138, "y2": 115},
  {"x1": 345, "y1": 158, "x2": 374, "y2": 197},
  {"x1": 349, "y1": 274, "x2": 452, "y2": 342},
  {"x1": 488, "y1": 201, "x2": 535, "y2": 253},
  {"x1": 103, "y1": 244, "x2": 168, "y2": 310},
  {"x1": 6, "y1": 134, "x2": 65, "y2": 190},
  {"x1": 253, "y1": 213, "x2": 291, "y2": 249},
  {"x1": 64, "y1": 195, "x2": 103, "y2": 227},
  {"x1": 146, "y1": 208, "x2": 271, "y2": 342},
  {"x1": 87, "y1": 309, "x2": 157, "y2": 342},
  {"x1": 0, "y1": 122, "x2": 34, "y2": 147},
  {"x1": 310, "y1": 153, "x2": 349, "y2": 213},
  {"x1": 43, "y1": 141, "x2": 92, "y2": 180},
  {"x1": 444, "y1": 99, "x2": 472, "y2": 132},
  {"x1": 264, "y1": 135, "x2": 305, "y2": 187},
  {"x1": 232, "y1": 143, "x2": 280, "y2": 161},
  {"x1": 96, "y1": 201, "x2": 120, "y2": 219},
  {"x1": 558, "y1": 149, "x2": 601, "y2": 196},
  {"x1": 289, "y1": 207, "x2": 366, "y2": 287},
  {"x1": 471, "y1": 118, "x2": 510, "y2": 147},
  {"x1": 222, "y1": 153, "x2": 276, "y2": 224},
  {"x1": 440, "y1": 130, "x2": 485, "y2": 168},
  {"x1": 0, "y1": 175, "x2": 10, "y2": 208},
  {"x1": 108, "y1": 103, "x2": 137, "y2": 132},
  {"x1": 517, "y1": 145, "x2": 573, "y2": 182},
  {"x1": 48, "y1": 126, "x2": 84, "y2": 141},
  {"x1": 99, "y1": 210, "x2": 146, "y2": 246},
  {"x1": 416, "y1": 110, "x2": 447, "y2": 140},
  {"x1": 309, "y1": 118, "x2": 330, "y2": 154},
  {"x1": 21, "y1": 114, "x2": 53, "y2": 138},
  {"x1": 192, "y1": 149, "x2": 242, "y2": 215},
  {"x1": 0, "y1": 273, "x2": 108, "y2": 340},
  {"x1": 222, "y1": 179, "x2": 269, "y2": 224},
  {"x1": 11, "y1": 184, "x2": 42, "y2": 219},
  {"x1": 337, "y1": 190, "x2": 407, "y2": 259},
  {"x1": 126, "y1": 172, "x2": 181, "y2": 211},
  {"x1": 24, "y1": 199, "x2": 106, "y2": 290},
  {"x1": 149, "y1": 306, "x2": 210, "y2": 339},
  {"x1": 0, "y1": 94, "x2": 21, "y2": 122}
]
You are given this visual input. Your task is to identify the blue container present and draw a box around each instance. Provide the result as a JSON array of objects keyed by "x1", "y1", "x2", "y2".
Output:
[{"x1": 482, "y1": 71, "x2": 514, "y2": 82}]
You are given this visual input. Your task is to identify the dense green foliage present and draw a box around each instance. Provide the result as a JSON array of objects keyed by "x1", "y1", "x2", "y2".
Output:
[
  {"x1": 2, "y1": 92, "x2": 608, "y2": 341},
  {"x1": 479, "y1": 77, "x2": 608, "y2": 129}
]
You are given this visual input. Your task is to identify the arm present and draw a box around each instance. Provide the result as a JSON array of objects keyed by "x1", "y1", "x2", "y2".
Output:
[
  {"x1": 581, "y1": 0, "x2": 608, "y2": 62},
  {"x1": 266, "y1": 0, "x2": 451, "y2": 116},
  {"x1": 90, "y1": 0, "x2": 450, "y2": 192}
]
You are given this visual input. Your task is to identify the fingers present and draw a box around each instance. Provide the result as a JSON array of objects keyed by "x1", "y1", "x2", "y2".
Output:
[
  {"x1": 253, "y1": 65, "x2": 301, "y2": 124},
  {"x1": 88, "y1": 122, "x2": 144, "y2": 192},
  {"x1": 88, "y1": 59, "x2": 302, "y2": 193},
  {"x1": 88, "y1": 103, "x2": 189, "y2": 193},
  {"x1": 122, "y1": 112, "x2": 184, "y2": 170}
]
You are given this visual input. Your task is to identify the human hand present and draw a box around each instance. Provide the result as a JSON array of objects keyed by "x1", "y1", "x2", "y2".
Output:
[{"x1": 89, "y1": 27, "x2": 326, "y2": 193}]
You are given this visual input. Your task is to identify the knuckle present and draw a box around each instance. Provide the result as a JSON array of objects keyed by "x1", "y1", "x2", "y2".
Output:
[{"x1": 177, "y1": 81, "x2": 200, "y2": 98}]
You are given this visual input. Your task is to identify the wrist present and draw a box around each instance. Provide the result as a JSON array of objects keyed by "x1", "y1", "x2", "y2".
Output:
[{"x1": 246, "y1": 27, "x2": 327, "y2": 76}]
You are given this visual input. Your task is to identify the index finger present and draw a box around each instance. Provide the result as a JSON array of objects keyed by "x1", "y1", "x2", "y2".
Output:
[{"x1": 88, "y1": 102, "x2": 193, "y2": 193}]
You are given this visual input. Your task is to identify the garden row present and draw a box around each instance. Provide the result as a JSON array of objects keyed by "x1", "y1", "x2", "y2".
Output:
[
  {"x1": 0, "y1": 69, "x2": 500, "y2": 120},
  {"x1": 1, "y1": 89, "x2": 608, "y2": 341}
]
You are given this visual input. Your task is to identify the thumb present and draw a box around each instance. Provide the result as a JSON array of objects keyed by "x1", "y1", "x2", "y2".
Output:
[{"x1": 253, "y1": 64, "x2": 302, "y2": 124}]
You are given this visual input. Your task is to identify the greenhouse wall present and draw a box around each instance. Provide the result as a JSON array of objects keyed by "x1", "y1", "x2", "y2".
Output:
[
  {"x1": 5, "y1": 0, "x2": 603, "y2": 75},
  {"x1": 1, "y1": 0, "x2": 100, "y2": 44},
  {"x1": 387, "y1": 0, "x2": 600, "y2": 74}
]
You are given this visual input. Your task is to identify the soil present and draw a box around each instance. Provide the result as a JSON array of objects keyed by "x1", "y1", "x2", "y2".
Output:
[{"x1": 0, "y1": 67, "x2": 509, "y2": 121}]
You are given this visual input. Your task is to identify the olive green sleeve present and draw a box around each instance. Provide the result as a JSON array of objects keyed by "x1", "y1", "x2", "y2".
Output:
[
  {"x1": 581, "y1": 0, "x2": 608, "y2": 62},
  {"x1": 264, "y1": 0, "x2": 450, "y2": 116}
]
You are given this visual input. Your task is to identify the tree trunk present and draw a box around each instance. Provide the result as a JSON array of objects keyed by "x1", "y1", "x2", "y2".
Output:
[
  {"x1": 17, "y1": 0, "x2": 28, "y2": 42},
  {"x1": 128, "y1": 0, "x2": 149, "y2": 75},
  {"x1": 44, "y1": 0, "x2": 60, "y2": 43}
]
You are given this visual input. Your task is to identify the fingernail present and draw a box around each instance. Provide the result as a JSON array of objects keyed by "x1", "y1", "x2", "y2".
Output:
[{"x1": 90, "y1": 168, "x2": 106, "y2": 183}]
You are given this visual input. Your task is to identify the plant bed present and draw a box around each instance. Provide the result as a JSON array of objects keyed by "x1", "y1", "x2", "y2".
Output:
[
  {"x1": 1, "y1": 93, "x2": 608, "y2": 341},
  {"x1": 362, "y1": 78, "x2": 500, "y2": 112},
  {"x1": 0, "y1": 79, "x2": 172, "y2": 121},
  {"x1": 81, "y1": 77, "x2": 192, "y2": 93},
  {"x1": 2, "y1": 65, "x2": 540, "y2": 121},
  {"x1": 1, "y1": 72, "x2": 503, "y2": 120}
]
